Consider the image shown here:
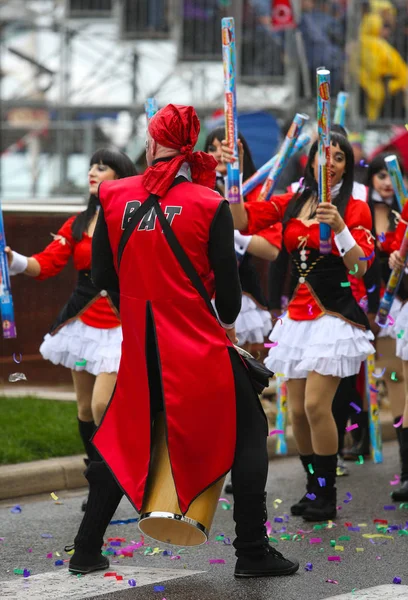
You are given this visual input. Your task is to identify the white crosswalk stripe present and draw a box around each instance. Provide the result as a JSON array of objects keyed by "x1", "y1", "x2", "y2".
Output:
[
  {"x1": 1, "y1": 566, "x2": 204, "y2": 599},
  {"x1": 323, "y1": 584, "x2": 408, "y2": 600}
]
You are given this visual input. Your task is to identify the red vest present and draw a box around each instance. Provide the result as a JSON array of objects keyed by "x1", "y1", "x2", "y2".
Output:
[{"x1": 93, "y1": 175, "x2": 237, "y2": 514}]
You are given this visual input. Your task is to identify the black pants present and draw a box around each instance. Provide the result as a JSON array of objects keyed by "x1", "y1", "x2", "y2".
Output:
[
  {"x1": 332, "y1": 374, "x2": 361, "y2": 454},
  {"x1": 147, "y1": 308, "x2": 269, "y2": 498}
]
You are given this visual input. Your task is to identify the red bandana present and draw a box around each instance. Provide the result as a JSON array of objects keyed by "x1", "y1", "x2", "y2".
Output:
[{"x1": 143, "y1": 104, "x2": 217, "y2": 197}]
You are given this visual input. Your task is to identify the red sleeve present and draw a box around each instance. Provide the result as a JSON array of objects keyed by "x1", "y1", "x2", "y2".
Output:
[
  {"x1": 379, "y1": 231, "x2": 396, "y2": 255},
  {"x1": 256, "y1": 223, "x2": 283, "y2": 251},
  {"x1": 32, "y1": 215, "x2": 76, "y2": 280},
  {"x1": 391, "y1": 203, "x2": 408, "y2": 251},
  {"x1": 344, "y1": 199, "x2": 375, "y2": 267},
  {"x1": 244, "y1": 192, "x2": 292, "y2": 235}
]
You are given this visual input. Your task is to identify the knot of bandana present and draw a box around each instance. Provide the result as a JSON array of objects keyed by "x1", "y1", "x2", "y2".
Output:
[{"x1": 143, "y1": 104, "x2": 217, "y2": 197}]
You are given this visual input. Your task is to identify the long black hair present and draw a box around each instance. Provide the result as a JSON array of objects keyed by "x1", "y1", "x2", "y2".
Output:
[
  {"x1": 204, "y1": 127, "x2": 257, "y2": 184},
  {"x1": 367, "y1": 152, "x2": 404, "y2": 234},
  {"x1": 72, "y1": 148, "x2": 137, "y2": 241},
  {"x1": 283, "y1": 131, "x2": 355, "y2": 225}
]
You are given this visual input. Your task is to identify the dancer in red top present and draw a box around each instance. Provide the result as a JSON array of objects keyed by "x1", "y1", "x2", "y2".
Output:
[
  {"x1": 6, "y1": 149, "x2": 136, "y2": 510},
  {"x1": 387, "y1": 186, "x2": 408, "y2": 502},
  {"x1": 68, "y1": 104, "x2": 299, "y2": 580},
  {"x1": 225, "y1": 131, "x2": 375, "y2": 521}
]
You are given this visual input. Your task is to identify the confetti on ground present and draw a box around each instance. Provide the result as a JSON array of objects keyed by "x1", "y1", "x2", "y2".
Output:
[
  {"x1": 209, "y1": 559, "x2": 225, "y2": 564},
  {"x1": 12, "y1": 352, "x2": 22, "y2": 363},
  {"x1": 393, "y1": 577, "x2": 402, "y2": 584},
  {"x1": 383, "y1": 505, "x2": 396, "y2": 510},
  {"x1": 326, "y1": 579, "x2": 339, "y2": 584},
  {"x1": 328, "y1": 556, "x2": 341, "y2": 561},
  {"x1": 273, "y1": 499, "x2": 282, "y2": 509},
  {"x1": 50, "y1": 493, "x2": 58, "y2": 501},
  {"x1": 10, "y1": 505, "x2": 22, "y2": 514},
  {"x1": 343, "y1": 493, "x2": 353, "y2": 504},
  {"x1": 269, "y1": 429, "x2": 285, "y2": 436},
  {"x1": 394, "y1": 416, "x2": 403, "y2": 428},
  {"x1": 8, "y1": 372, "x2": 27, "y2": 382},
  {"x1": 41, "y1": 534, "x2": 53, "y2": 539},
  {"x1": 154, "y1": 585, "x2": 165, "y2": 591},
  {"x1": 346, "y1": 424, "x2": 359, "y2": 432},
  {"x1": 305, "y1": 562, "x2": 313, "y2": 571}
]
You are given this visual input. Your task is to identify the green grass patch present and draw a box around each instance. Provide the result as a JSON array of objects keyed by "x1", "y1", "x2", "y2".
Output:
[{"x1": 0, "y1": 396, "x2": 83, "y2": 465}]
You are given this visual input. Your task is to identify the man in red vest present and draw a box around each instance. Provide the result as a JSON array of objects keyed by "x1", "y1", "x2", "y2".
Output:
[{"x1": 68, "y1": 104, "x2": 299, "y2": 579}]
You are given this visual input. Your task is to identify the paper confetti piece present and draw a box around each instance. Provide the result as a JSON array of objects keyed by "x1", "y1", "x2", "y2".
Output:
[
  {"x1": 10, "y1": 505, "x2": 22, "y2": 514},
  {"x1": 334, "y1": 546, "x2": 344, "y2": 551},
  {"x1": 154, "y1": 585, "x2": 165, "y2": 591},
  {"x1": 372, "y1": 368, "x2": 386, "y2": 378},
  {"x1": 393, "y1": 417, "x2": 403, "y2": 428},
  {"x1": 367, "y1": 284, "x2": 376, "y2": 293},
  {"x1": 390, "y1": 475, "x2": 401, "y2": 485},
  {"x1": 305, "y1": 562, "x2": 313, "y2": 571},
  {"x1": 341, "y1": 281, "x2": 351, "y2": 287},
  {"x1": 269, "y1": 429, "x2": 285, "y2": 436},
  {"x1": 306, "y1": 493, "x2": 316, "y2": 501},
  {"x1": 343, "y1": 492, "x2": 353, "y2": 504},
  {"x1": 345, "y1": 424, "x2": 359, "y2": 432},
  {"x1": 356, "y1": 548, "x2": 364, "y2": 552},
  {"x1": 326, "y1": 579, "x2": 339, "y2": 584},
  {"x1": 308, "y1": 304, "x2": 313, "y2": 315},
  {"x1": 55, "y1": 560, "x2": 64, "y2": 566},
  {"x1": 209, "y1": 559, "x2": 225, "y2": 564},
  {"x1": 273, "y1": 499, "x2": 282, "y2": 509},
  {"x1": 328, "y1": 556, "x2": 341, "y2": 561},
  {"x1": 349, "y1": 264, "x2": 358, "y2": 275},
  {"x1": 310, "y1": 538, "x2": 322, "y2": 544},
  {"x1": 264, "y1": 342, "x2": 278, "y2": 348},
  {"x1": 8, "y1": 373, "x2": 27, "y2": 382},
  {"x1": 369, "y1": 384, "x2": 378, "y2": 394},
  {"x1": 50, "y1": 492, "x2": 58, "y2": 501},
  {"x1": 128, "y1": 579, "x2": 136, "y2": 587},
  {"x1": 388, "y1": 315, "x2": 395, "y2": 326},
  {"x1": 356, "y1": 455, "x2": 364, "y2": 465},
  {"x1": 12, "y1": 352, "x2": 22, "y2": 363},
  {"x1": 360, "y1": 250, "x2": 375, "y2": 261},
  {"x1": 393, "y1": 577, "x2": 402, "y2": 584},
  {"x1": 338, "y1": 536, "x2": 350, "y2": 541},
  {"x1": 397, "y1": 330, "x2": 405, "y2": 339},
  {"x1": 75, "y1": 359, "x2": 87, "y2": 366},
  {"x1": 308, "y1": 463, "x2": 314, "y2": 475},
  {"x1": 362, "y1": 534, "x2": 394, "y2": 539},
  {"x1": 383, "y1": 505, "x2": 396, "y2": 510},
  {"x1": 349, "y1": 401, "x2": 362, "y2": 413},
  {"x1": 318, "y1": 477, "x2": 326, "y2": 487}
]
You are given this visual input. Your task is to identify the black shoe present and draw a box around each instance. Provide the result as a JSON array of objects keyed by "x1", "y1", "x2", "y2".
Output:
[
  {"x1": 69, "y1": 551, "x2": 110, "y2": 575},
  {"x1": 81, "y1": 497, "x2": 88, "y2": 512},
  {"x1": 302, "y1": 487, "x2": 337, "y2": 522},
  {"x1": 343, "y1": 426, "x2": 370, "y2": 461},
  {"x1": 391, "y1": 480, "x2": 408, "y2": 502},
  {"x1": 225, "y1": 480, "x2": 233, "y2": 494},
  {"x1": 234, "y1": 545, "x2": 299, "y2": 578},
  {"x1": 290, "y1": 493, "x2": 315, "y2": 516}
]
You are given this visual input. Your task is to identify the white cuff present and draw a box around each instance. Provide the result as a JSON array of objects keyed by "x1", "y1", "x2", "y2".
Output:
[
  {"x1": 234, "y1": 230, "x2": 252, "y2": 256},
  {"x1": 9, "y1": 251, "x2": 28, "y2": 276},
  {"x1": 220, "y1": 320, "x2": 235, "y2": 330},
  {"x1": 334, "y1": 226, "x2": 356, "y2": 256}
]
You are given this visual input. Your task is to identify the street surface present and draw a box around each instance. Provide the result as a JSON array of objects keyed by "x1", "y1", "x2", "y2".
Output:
[{"x1": 1, "y1": 441, "x2": 408, "y2": 600}]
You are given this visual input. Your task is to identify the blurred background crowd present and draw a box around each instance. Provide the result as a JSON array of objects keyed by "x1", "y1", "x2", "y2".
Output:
[{"x1": 1, "y1": 0, "x2": 407, "y2": 385}]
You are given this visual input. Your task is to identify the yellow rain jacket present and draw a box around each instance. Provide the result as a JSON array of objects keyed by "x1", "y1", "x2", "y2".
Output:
[{"x1": 355, "y1": 14, "x2": 408, "y2": 121}]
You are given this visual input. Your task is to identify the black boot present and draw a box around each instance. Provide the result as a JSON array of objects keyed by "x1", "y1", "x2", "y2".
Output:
[
  {"x1": 343, "y1": 411, "x2": 370, "y2": 460},
  {"x1": 391, "y1": 427, "x2": 408, "y2": 502},
  {"x1": 233, "y1": 492, "x2": 299, "y2": 578},
  {"x1": 68, "y1": 461, "x2": 124, "y2": 575},
  {"x1": 78, "y1": 418, "x2": 97, "y2": 460},
  {"x1": 225, "y1": 479, "x2": 233, "y2": 494},
  {"x1": 302, "y1": 454, "x2": 337, "y2": 522},
  {"x1": 290, "y1": 454, "x2": 315, "y2": 516}
]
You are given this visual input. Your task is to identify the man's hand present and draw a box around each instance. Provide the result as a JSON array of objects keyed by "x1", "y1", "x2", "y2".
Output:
[{"x1": 389, "y1": 250, "x2": 405, "y2": 270}]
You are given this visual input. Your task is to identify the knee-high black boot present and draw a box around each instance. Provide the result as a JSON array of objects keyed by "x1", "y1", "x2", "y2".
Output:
[
  {"x1": 343, "y1": 411, "x2": 370, "y2": 460},
  {"x1": 290, "y1": 454, "x2": 315, "y2": 516},
  {"x1": 68, "y1": 461, "x2": 124, "y2": 574},
  {"x1": 391, "y1": 427, "x2": 408, "y2": 502},
  {"x1": 233, "y1": 492, "x2": 299, "y2": 578},
  {"x1": 302, "y1": 454, "x2": 337, "y2": 522},
  {"x1": 78, "y1": 418, "x2": 97, "y2": 461}
]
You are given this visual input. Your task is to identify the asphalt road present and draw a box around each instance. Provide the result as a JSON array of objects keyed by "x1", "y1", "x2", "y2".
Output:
[{"x1": 1, "y1": 441, "x2": 408, "y2": 600}]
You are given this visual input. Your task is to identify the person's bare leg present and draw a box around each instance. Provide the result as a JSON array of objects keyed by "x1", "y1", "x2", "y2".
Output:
[
  {"x1": 286, "y1": 378, "x2": 311, "y2": 454},
  {"x1": 92, "y1": 372, "x2": 117, "y2": 426}
]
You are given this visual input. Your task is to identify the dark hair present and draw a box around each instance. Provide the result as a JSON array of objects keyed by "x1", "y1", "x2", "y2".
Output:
[
  {"x1": 283, "y1": 131, "x2": 355, "y2": 224},
  {"x1": 331, "y1": 123, "x2": 348, "y2": 138},
  {"x1": 71, "y1": 148, "x2": 137, "y2": 241},
  {"x1": 367, "y1": 152, "x2": 404, "y2": 233},
  {"x1": 204, "y1": 127, "x2": 257, "y2": 185}
]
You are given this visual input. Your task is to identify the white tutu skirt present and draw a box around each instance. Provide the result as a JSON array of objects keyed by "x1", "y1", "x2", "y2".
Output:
[
  {"x1": 395, "y1": 301, "x2": 408, "y2": 360},
  {"x1": 236, "y1": 294, "x2": 272, "y2": 345},
  {"x1": 264, "y1": 314, "x2": 375, "y2": 380},
  {"x1": 40, "y1": 319, "x2": 122, "y2": 376},
  {"x1": 377, "y1": 297, "x2": 402, "y2": 339}
]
